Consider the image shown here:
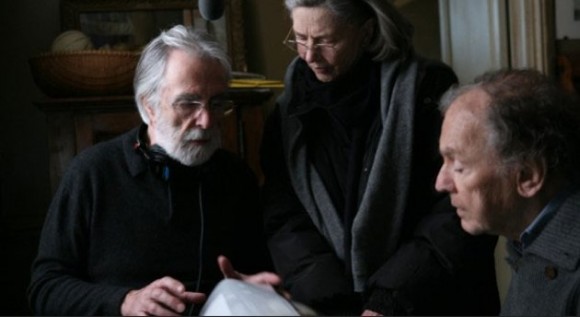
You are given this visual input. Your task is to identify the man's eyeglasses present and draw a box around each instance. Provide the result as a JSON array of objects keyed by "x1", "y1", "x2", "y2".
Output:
[
  {"x1": 282, "y1": 28, "x2": 337, "y2": 54},
  {"x1": 172, "y1": 99, "x2": 235, "y2": 117}
]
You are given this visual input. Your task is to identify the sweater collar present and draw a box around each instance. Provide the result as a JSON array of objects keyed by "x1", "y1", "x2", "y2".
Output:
[{"x1": 509, "y1": 188, "x2": 580, "y2": 270}]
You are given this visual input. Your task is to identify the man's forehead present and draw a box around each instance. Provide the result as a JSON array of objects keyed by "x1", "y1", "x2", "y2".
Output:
[{"x1": 441, "y1": 96, "x2": 492, "y2": 157}]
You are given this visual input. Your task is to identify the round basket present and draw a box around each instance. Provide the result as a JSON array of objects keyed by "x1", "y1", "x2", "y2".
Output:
[{"x1": 29, "y1": 50, "x2": 141, "y2": 98}]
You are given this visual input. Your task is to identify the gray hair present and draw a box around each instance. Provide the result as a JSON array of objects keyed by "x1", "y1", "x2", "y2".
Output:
[
  {"x1": 134, "y1": 25, "x2": 232, "y2": 124},
  {"x1": 440, "y1": 69, "x2": 580, "y2": 182},
  {"x1": 284, "y1": 0, "x2": 414, "y2": 61}
]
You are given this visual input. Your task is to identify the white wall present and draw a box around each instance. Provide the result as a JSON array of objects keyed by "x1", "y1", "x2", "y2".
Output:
[{"x1": 438, "y1": 0, "x2": 509, "y2": 84}]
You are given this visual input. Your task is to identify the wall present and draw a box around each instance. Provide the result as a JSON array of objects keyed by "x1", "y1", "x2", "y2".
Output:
[
  {"x1": 242, "y1": 0, "x2": 294, "y2": 114},
  {"x1": 0, "y1": 0, "x2": 59, "y2": 314},
  {"x1": 244, "y1": 0, "x2": 294, "y2": 81},
  {"x1": 399, "y1": 0, "x2": 442, "y2": 60}
]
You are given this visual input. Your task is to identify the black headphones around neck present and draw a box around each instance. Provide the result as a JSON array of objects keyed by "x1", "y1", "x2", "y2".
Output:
[{"x1": 134, "y1": 124, "x2": 172, "y2": 181}]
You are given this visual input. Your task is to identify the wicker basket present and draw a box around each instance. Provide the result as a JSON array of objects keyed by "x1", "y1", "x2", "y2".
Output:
[{"x1": 29, "y1": 50, "x2": 140, "y2": 98}]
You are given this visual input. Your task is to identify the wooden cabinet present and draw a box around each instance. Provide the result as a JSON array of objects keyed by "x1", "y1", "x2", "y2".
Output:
[{"x1": 35, "y1": 89, "x2": 272, "y2": 193}]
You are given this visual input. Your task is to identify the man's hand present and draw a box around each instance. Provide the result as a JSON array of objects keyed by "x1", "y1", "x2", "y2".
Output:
[
  {"x1": 217, "y1": 255, "x2": 282, "y2": 286},
  {"x1": 120, "y1": 276, "x2": 206, "y2": 316}
]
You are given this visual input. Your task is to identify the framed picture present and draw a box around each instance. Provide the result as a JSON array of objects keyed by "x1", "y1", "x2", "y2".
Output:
[
  {"x1": 556, "y1": 0, "x2": 580, "y2": 39},
  {"x1": 60, "y1": 0, "x2": 247, "y2": 71}
]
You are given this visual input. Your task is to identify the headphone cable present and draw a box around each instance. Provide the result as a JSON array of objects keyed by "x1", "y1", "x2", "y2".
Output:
[{"x1": 188, "y1": 183, "x2": 205, "y2": 316}]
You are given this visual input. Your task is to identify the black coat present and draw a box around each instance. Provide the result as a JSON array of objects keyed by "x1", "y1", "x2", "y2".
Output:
[{"x1": 261, "y1": 56, "x2": 500, "y2": 315}]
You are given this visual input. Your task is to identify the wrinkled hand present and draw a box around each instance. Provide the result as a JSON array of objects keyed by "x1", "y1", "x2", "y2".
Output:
[
  {"x1": 120, "y1": 276, "x2": 206, "y2": 316},
  {"x1": 217, "y1": 255, "x2": 283, "y2": 288}
]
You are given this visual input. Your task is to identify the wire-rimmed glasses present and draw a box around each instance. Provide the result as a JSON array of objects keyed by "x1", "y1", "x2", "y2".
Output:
[
  {"x1": 282, "y1": 28, "x2": 337, "y2": 55},
  {"x1": 172, "y1": 98, "x2": 235, "y2": 118}
]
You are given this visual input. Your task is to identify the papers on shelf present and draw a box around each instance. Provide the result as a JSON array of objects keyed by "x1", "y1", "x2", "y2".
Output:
[{"x1": 229, "y1": 79, "x2": 284, "y2": 88}]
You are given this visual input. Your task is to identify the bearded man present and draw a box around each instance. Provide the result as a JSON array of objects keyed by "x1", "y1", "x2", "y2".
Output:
[{"x1": 28, "y1": 25, "x2": 279, "y2": 316}]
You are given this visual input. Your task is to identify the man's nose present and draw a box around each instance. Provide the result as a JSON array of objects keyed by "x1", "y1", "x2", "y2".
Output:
[
  {"x1": 435, "y1": 167, "x2": 453, "y2": 193},
  {"x1": 194, "y1": 107, "x2": 215, "y2": 129}
]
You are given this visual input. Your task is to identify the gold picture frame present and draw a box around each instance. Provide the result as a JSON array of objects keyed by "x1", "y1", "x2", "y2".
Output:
[{"x1": 60, "y1": 0, "x2": 247, "y2": 71}]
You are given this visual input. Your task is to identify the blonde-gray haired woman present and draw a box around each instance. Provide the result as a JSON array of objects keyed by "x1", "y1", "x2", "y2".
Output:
[{"x1": 260, "y1": 0, "x2": 500, "y2": 315}]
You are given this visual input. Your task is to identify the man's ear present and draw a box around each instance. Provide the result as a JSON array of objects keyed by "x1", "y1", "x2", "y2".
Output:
[
  {"x1": 142, "y1": 97, "x2": 156, "y2": 126},
  {"x1": 516, "y1": 159, "x2": 546, "y2": 198}
]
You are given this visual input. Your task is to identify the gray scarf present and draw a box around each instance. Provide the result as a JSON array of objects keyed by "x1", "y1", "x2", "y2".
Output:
[{"x1": 279, "y1": 57, "x2": 419, "y2": 291}]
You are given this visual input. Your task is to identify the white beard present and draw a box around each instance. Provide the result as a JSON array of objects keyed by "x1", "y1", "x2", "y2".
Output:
[{"x1": 154, "y1": 117, "x2": 221, "y2": 166}]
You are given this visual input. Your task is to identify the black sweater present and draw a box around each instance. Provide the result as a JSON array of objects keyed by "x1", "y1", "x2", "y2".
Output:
[{"x1": 28, "y1": 127, "x2": 271, "y2": 315}]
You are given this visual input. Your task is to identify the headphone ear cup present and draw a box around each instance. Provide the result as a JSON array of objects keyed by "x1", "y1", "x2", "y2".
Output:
[
  {"x1": 148, "y1": 145, "x2": 171, "y2": 181},
  {"x1": 134, "y1": 125, "x2": 171, "y2": 181}
]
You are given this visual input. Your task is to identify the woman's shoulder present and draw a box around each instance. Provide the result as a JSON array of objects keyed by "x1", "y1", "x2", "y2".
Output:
[
  {"x1": 413, "y1": 55, "x2": 458, "y2": 83},
  {"x1": 408, "y1": 55, "x2": 459, "y2": 99}
]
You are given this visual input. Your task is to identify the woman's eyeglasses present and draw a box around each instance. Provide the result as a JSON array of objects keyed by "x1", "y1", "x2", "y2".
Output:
[{"x1": 282, "y1": 28, "x2": 337, "y2": 55}]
